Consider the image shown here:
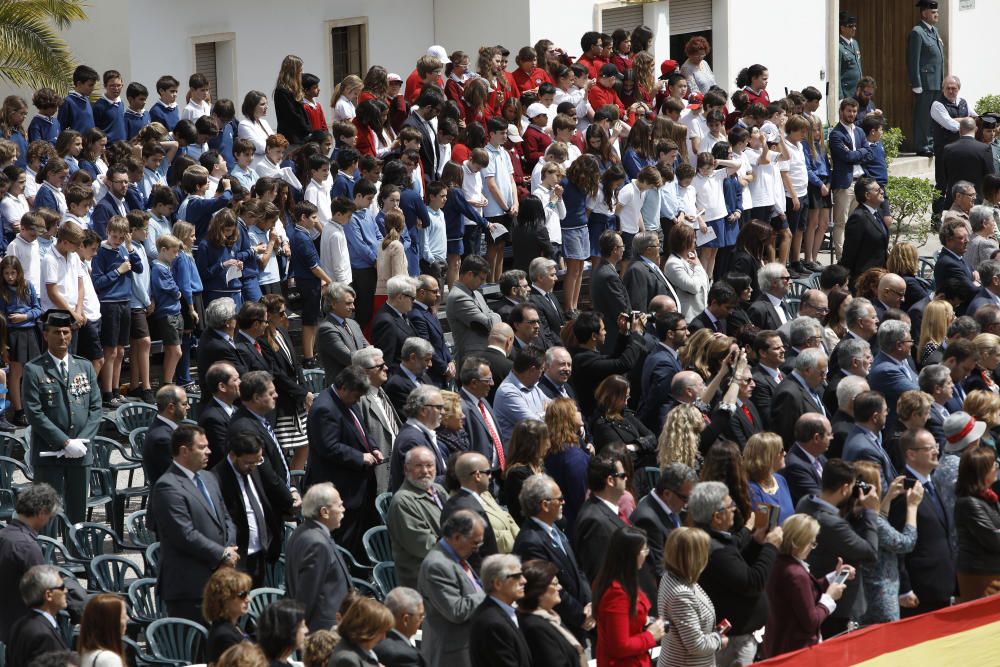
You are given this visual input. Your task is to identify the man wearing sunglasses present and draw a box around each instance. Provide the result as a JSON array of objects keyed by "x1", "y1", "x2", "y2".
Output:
[
  {"x1": 5, "y1": 565, "x2": 69, "y2": 666},
  {"x1": 441, "y1": 452, "x2": 518, "y2": 570}
]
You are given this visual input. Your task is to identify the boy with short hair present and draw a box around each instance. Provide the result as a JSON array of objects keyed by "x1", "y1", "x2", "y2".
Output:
[
  {"x1": 149, "y1": 234, "x2": 184, "y2": 385},
  {"x1": 208, "y1": 99, "x2": 238, "y2": 169},
  {"x1": 288, "y1": 201, "x2": 332, "y2": 365},
  {"x1": 461, "y1": 148, "x2": 490, "y2": 257},
  {"x1": 124, "y1": 82, "x2": 151, "y2": 140},
  {"x1": 230, "y1": 137, "x2": 259, "y2": 191},
  {"x1": 149, "y1": 75, "x2": 180, "y2": 131},
  {"x1": 176, "y1": 165, "x2": 232, "y2": 239},
  {"x1": 141, "y1": 141, "x2": 168, "y2": 199},
  {"x1": 40, "y1": 220, "x2": 86, "y2": 348},
  {"x1": 343, "y1": 180, "x2": 380, "y2": 325},
  {"x1": 36, "y1": 208, "x2": 60, "y2": 258},
  {"x1": 182, "y1": 73, "x2": 212, "y2": 122},
  {"x1": 422, "y1": 180, "x2": 448, "y2": 280},
  {"x1": 63, "y1": 184, "x2": 94, "y2": 229},
  {"x1": 28, "y1": 88, "x2": 63, "y2": 145},
  {"x1": 126, "y1": 210, "x2": 154, "y2": 403},
  {"x1": 58, "y1": 65, "x2": 98, "y2": 133},
  {"x1": 91, "y1": 215, "x2": 143, "y2": 406},
  {"x1": 9, "y1": 211, "x2": 42, "y2": 294},
  {"x1": 75, "y1": 229, "x2": 104, "y2": 370},
  {"x1": 92, "y1": 69, "x2": 127, "y2": 143},
  {"x1": 302, "y1": 73, "x2": 327, "y2": 132},
  {"x1": 143, "y1": 185, "x2": 177, "y2": 259},
  {"x1": 331, "y1": 148, "x2": 360, "y2": 199},
  {"x1": 320, "y1": 196, "x2": 355, "y2": 286}
]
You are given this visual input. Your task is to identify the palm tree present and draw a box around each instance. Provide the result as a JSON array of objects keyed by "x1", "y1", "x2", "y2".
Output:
[{"x1": 0, "y1": 0, "x2": 88, "y2": 92}]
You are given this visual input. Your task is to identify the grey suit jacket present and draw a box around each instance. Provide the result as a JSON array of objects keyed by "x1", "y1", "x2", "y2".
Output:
[
  {"x1": 446, "y1": 282, "x2": 501, "y2": 367},
  {"x1": 357, "y1": 387, "x2": 401, "y2": 493},
  {"x1": 150, "y1": 463, "x2": 236, "y2": 602},
  {"x1": 417, "y1": 542, "x2": 486, "y2": 667},
  {"x1": 317, "y1": 314, "x2": 369, "y2": 384},
  {"x1": 284, "y1": 518, "x2": 353, "y2": 631},
  {"x1": 388, "y1": 479, "x2": 446, "y2": 588}
]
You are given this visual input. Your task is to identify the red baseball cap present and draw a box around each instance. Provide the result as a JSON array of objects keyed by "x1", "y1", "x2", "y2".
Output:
[
  {"x1": 687, "y1": 92, "x2": 704, "y2": 109},
  {"x1": 659, "y1": 59, "x2": 679, "y2": 80}
]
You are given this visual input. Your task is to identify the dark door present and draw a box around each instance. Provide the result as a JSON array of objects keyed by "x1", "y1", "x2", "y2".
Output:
[{"x1": 840, "y1": 0, "x2": 932, "y2": 151}]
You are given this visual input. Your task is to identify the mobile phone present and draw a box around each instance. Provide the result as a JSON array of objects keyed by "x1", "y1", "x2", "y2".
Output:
[
  {"x1": 631, "y1": 310, "x2": 642, "y2": 321},
  {"x1": 903, "y1": 478, "x2": 917, "y2": 490},
  {"x1": 766, "y1": 504, "x2": 780, "y2": 531},
  {"x1": 832, "y1": 570, "x2": 850, "y2": 586},
  {"x1": 716, "y1": 619, "x2": 731, "y2": 635}
]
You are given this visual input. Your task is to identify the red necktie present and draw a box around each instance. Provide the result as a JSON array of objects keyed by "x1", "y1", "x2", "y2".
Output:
[
  {"x1": 618, "y1": 509, "x2": 632, "y2": 525},
  {"x1": 742, "y1": 405, "x2": 754, "y2": 425},
  {"x1": 348, "y1": 409, "x2": 371, "y2": 452},
  {"x1": 480, "y1": 399, "x2": 504, "y2": 469},
  {"x1": 254, "y1": 341, "x2": 262, "y2": 355}
]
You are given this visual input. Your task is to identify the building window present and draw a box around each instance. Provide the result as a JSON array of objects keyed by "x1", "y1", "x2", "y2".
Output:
[
  {"x1": 194, "y1": 42, "x2": 220, "y2": 101},
  {"x1": 670, "y1": 0, "x2": 713, "y2": 69},
  {"x1": 330, "y1": 22, "x2": 367, "y2": 83},
  {"x1": 192, "y1": 34, "x2": 235, "y2": 101},
  {"x1": 601, "y1": 5, "x2": 644, "y2": 34}
]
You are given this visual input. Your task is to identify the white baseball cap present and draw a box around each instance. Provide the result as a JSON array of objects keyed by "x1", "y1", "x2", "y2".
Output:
[
  {"x1": 426, "y1": 45, "x2": 450, "y2": 64},
  {"x1": 526, "y1": 103, "x2": 549, "y2": 119}
]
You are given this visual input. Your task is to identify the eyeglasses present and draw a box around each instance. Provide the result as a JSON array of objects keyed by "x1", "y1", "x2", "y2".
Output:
[
  {"x1": 611, "y1": 472, "x2": 629, "y2": 479},
  {"x1": 665, "y1": 488, "x2": 689, "y2": 502},
  {"x1": 237, "y1": 591, "x2": 250, "y2": 599},
  {"x1": 475, "y1": 469, "x2": 494, "y2": 477},
  {"x1": 545, "y1": 496, "x2": 566, "y2": 503},
  {"x1": 426, "y1": 404, "x2": 446, "y2": 411},
  {"x1": 503, "y1": 571, "x2": 524, "y2": 580},
  {"x1": 49, "y1": 583, "x2": 67, "y2": 592},
  {"x1": 365, "y1": 362, "x2": 388, "y2": 370},
  {"x1": 476, "y1": 376, "x2": 495, "y2": 384},
  {"x1": 402, "y1": 293, "x2": 417, "y2": 299}
]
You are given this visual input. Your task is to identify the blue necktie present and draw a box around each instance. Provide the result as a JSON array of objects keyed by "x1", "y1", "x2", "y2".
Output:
[
  {"x1": 194, "y1": 473, "x2": 217, "y2": 517},
  {"x1": 262, "y1": 418, "x2": 291, "y2": 486},
  {"x1": 925, "y1": 480, "x2": 947, "y2": 526}
]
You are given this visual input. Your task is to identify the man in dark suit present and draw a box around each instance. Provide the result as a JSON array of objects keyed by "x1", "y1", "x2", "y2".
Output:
[
  {"x1": 376, "y1": 587, "x2": 427, "y2": 667},
  {"x1": 384, "y1": 338, "x2": 434, "y2": 416},
  {"x1": 891, "y1": 428, "x2": 956, "y2": 616},
  {"x1": 408, "y1": 275, "x2": 454, "y2": 387},
  {"x1": 402, "y1": 87, "x2": 444, "y2": 180},
  {"x1": 305, "y1": 366, "x2": 384, "y2": 561},
  {"x1": 538, "y1": 346, "x2": 576, "y2": 402},
  {"x1": 781, "y1": 414, "x2": 833, "y2": 506},
  {"x1": 372, "y1": 276, "x2": 418, "y2": 367},
  {"x1": 196, "y1": 297, "x2": 247, "y2": 399},
  {"x1": 316, "y1": 283, "x2": 369, "y2": 384},
  {"x1": 868, "y1": 321, "x2": 920, "y2": 436},
  {"x1": 89, "y1": 163, "x2": 131, "y2": 237},
  {"x1": 149, "y1": 424, "x2": 238, "y2": 622},
  {"x1": 285, "y1": 482, "x2": 354, "y2": 632},
  {"x1": 4, "y1": 565, "x2": 68, "y2": 667},
  {"x1": 823, "y1": 338, "x2": 871, "y2": 416},
  {"x1": 141, "y1": 384, "x2": 189, "y2": 486},
  {"x1": 509, "y1": 303, "x2": 543, "y2": 352},
  {"x1": 919, "y1": 364, "x2": 952, "y2": 450},
  {"x1": 481, "y1": 324, "x2": 514, "y2": 404},
  {"x1": 447, "y1": 256, "x2": 503, "y2": 369},
  {"x1": 630, "y1": 464, "x2": 697, "y2": 601},
  {"x1": 513, "y1": 474, "x2": 594, "y2": 641},
  {"x1": 0, "y1": 485, "x2": 60, "y2": 643},
  {"x1": 942, "y1": 118, "x2": 996, "y2": 202},
  {"x1": 966, "y1": 259, "x2": 1000, "y2": 316},
  {"x1": 212, "y1": 431, "x2": 291, "y2": 587},
  {"x1": 797, "y1": 459, "x2": 879, "y2": 637},
  {"x1": 197, "y1": 362, "x2": 241, "y2": 469},
  {"x1": 388, "y1": 385, "x2": 448, "y2": 492},
  {"x1": 689, "y1": 282, "x2": 738, "y2": 335},
  {"x1": 829, "y1": 297, "x2": 880, "y2": 376},
  {"x1": 569, "y1": 310, "x2": 646, "y2": 417},
  {"x1": 22, "y1": 310, "x2": 103, "y2": 523},
  {"x1": 841, "y1": 391, "x2": 897, "y2": 489},
  {"x1": 622, "y1": 231, "x2": 679, "y2": 313},
  {"x1": 440, "y1": 453, "x2": 514, "y2": 570},
  {"x1": 458, "y1": 358, "x2": 505, "y2": 467},
  {"x1": 590, "y1": 231, "x2": 630, "y2": 354},
  {"x1": 748, "y1": 263, "x2": 793, "y2": 332},
  {"x1": 469, "y1": 555, "x2": 532, "y2": 667},
  {"x1": 829, "y1": 98, "x2": 874, "y2": 257},
  {"x1": 493, "y1": 269, "x2": 528, "y2": 324},
  {"x1": 574, "y1": 457, "x2": 629, "y2": 582},
  {"x1": 638, "y1": 312, "x2": 688, "y2": 432},
  {"x1": 728, "y1": 364, "x2": 763, "y2": 449},
  {"x1": 750, "y1": 330, "x2": 785, "y2": 426},
  {"x1": 233, "y1": 301, "x2": 272, "y2": 373},
  {"x1": 527, "y1": 257, "x2": 564, "y2": 349},
  {"x1": 935, "y1": 217, "x2": 977, "y2": 313},
  {"x1": 771, "y1": 348, "x2": 829, "y2": 447},
  {"x1": 830, "y1": 376, "x2": 868, "y2": 460},
  {"x1": 355, "y1": 346, "x2": 402, "y2": 494},
  {"x1": 840, "y1": 177, "x2": 889, "y2": 282}
]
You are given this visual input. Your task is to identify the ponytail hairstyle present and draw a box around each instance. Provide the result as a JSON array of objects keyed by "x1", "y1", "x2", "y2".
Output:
[
  {"x1": 736, "y1": 64, "x2": 768, "y2": 91},
  {"x1": 601, "y1": 165, "x2": 626, "y2": 212}
]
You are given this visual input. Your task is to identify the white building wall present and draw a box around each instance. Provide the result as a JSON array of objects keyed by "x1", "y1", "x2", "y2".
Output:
[
  {"x1": 946, "y1": 1, "x2": 1000, "y2": 110},
  {"x1": 434, "y1": 0, "x2": 531, "y2": 62}
]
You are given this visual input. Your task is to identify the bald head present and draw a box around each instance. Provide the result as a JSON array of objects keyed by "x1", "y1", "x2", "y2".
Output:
[
  {"x1": 456, "y1": 452, "x2": 491, "y2": 493},
  {"x1": 878, "y1": 273, "x2": 906, "y2": 309},
  {"x1": 649, "y1": 295, "x2": 677, "y2": 315},
  {"x1": 489, "y1": 323, "x2": 514, "y2": 346},
  {"x1": 671, "y1": 370, "x2": 706, "y2": 403},
  {"x1": 959, "y1": 117, "x2": 977, "y2": 135}
]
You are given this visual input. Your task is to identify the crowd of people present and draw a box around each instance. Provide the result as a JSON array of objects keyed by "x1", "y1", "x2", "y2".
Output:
[{"x1": 0, "y1": 4, "x2": 999, "y2": 666}]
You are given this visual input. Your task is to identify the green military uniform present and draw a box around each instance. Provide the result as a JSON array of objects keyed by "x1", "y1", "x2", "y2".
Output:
[
  {"x1": 992, "y1": 139, "x2": 1000, "y2": 175},
  {"x1": 839, "y1": 36, "x2": 862, "y2": 101},
  {"x1": 22, "y1": 351, "x2": 102, "y2": 522}
]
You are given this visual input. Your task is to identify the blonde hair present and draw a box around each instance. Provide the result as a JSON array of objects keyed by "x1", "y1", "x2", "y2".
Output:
[
  {"x1": 779, "y1": 513, "x2": 820, "y2": 556},
  {"x1": 658, "y1": 404, "x2": 704, "y2": 469},
  {"x1": 303, "y1": 630, "x2": 338, "y2": 667},
  {"x1": 336, "y1": 597, "x2": 394, "y2": 646},
  {"x1": 276, "y1": 55, "x2": 304, "y2": 101},
  {"x1": 853, "y1": 460, "x2": 882, "y2": 497},
  {"x1": 216, "y1": 642, "x2": 269, "y2": 667},
  {"x1": 918, "y1": 300, "x2": 954, "y2": 364},
  {"x1": 973, "y1": 333, "x2": 1000, "y2": 365},
  {"x1": 156, "y1": 233, "x2": 182, "y2": 251},
  {"x1": 202, "y1": 568, "x2": 252, "y2": 622},
  {"x1": 331, "y1": 75, "x2": 364, "y2": 109},
  {"x1": 887, "y1": 242, "x2": 919, "y2": 277},
  {"x1": 743, "y1": 432, "x2": 784, "y2": 483},
  {"x1": 897, "y1": 390, "x2": 934, "y2": 422},
  {"x1": 545, "y1": 398, "x2": 581, "y2": 453},
  {"x1": 663, "y1": 527, "x2": 710, "y2": 583},
  {"x1": 440, "y1": 390, "x2": 463, "y2": 423},
  {"x1": 964, "y1": 389, "x2": 1000, "y2": 427}
]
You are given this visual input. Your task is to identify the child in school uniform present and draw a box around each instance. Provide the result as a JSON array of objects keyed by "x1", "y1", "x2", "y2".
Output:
[
  {"x1": 459, "y1": 148, "x2": 490, "y2": 259},
  {"x1": 73, "y1": 229, "x2": 104, "y2": 366},
  {"x1": 23, "y1": 140, "x2": 56, "y2": 205},
  {"x1": 1, "y1": 166, "x2": 29, "y2": 241},
  {"x1": 302, "y1": 73, "x2": 328, "y2": 132},
  {"x1": 181, "y1": 73, "x2": 212, "y2": 122},
  {"x1": 0, "y1": 255, "x2": 42, "y2": 426},
  {"x1": 208, "y1": 99, "x2": 239, "y2": 170},
  {"x1": 28, "y1": 88, "x2": 62, "y2": 146},
  {"x1": 143, "y1": 185, "x2": 177, "y2": 260},
  {"x1": 170, "y1": 220, "x2": 202, "y2": 393},
  {"x1": 58, "y1": 65, "x2": 98, "y2": 134},
  {"x1": 124, "y1": 82, "x2": 151, "y2": 141},
  {"x1": 304, "y1": 154, "x2": 333, "y2": 226},
  {"x1": 234, "y1": 199, "x2": 265, "y2": 304},
  {"x1": 711, "y1": 142, "x2": 745, "y2": 280},
  {"x1": 320, "y1": 196, "x2": 355, "y2": 286},
  {"x1": 230, "y1": 137, "x2": 260, "y2": 192},
  {"x1": 422, "y1": 181, "x2": 448, "y2": 281},
  {"x1": 141, "y1": 142, "x2": 169, "y2": 199},
  {"x1": 149, "y1": 234, "x2": 184, "y2": 385},
  {"x1": 532, "y1": 162, "x2": 566, "y2": 267},
  {"x1": 693, "y1": 151, "x2": 743, "y2": 279},
  {"x1": 55, "y1": 129, "x2": 82, "y2": 175},
  {"x1": 780, "y1": 115, "x2": 811, "y2": 275},
  {"x1": 701, "y1": 110, "x2": 728, "y2": 157},
  {"x1": 288, "y1": 201, "x2": 332, "y2": 366},
  {"x1": 35, "y1": 209, "x2": 59, "y2": 259},
  {"x1": 589, "y1": 165, "x2": 625, "y2": 262},
  {"x1": 438, "y1": 161, "x2": 485, "y2": 288},
  {"x1": 8, "y1": 211, "x2": 42, "y2": 295},
  {"x1": 149, "y1": 76, "x2": 180, "y2": 132},
  {"x1": 176, "y1": 165, "x2": 233, "y2": 239},
  {"x1": 0, "y1": 96, "x2": 29, "y2": 169},
  {"x1": 33, "y1": 157, "x2": 69, "y2": 215},
  {"x1": 196, "y1": 208, "x2": 243, "y2": 309},
  {"x1": 617, "y1": 166, "x2": 663, "y2": 266},
  {"x1": 91, "y1": 215, "x2": 143, "y2": 407},
  {"x1": 91, "y1": 69, "x2": 127, "y2": 144},
  {"x1": 330, "y1": 148, "x2": 360, "y2": 200},
  {"x1": 62, "y1": 184, "x2": 93, "y2": 229},
  {"x1": 126, "y1": 210, "x2": 154, "y2": 403}
]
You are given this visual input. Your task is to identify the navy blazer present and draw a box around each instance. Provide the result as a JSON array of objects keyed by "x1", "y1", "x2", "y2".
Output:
[
  {"x1": 197, "y1": 398, "x2": 233, "y2": 470},
  {"x1": 591, "y1": 261, "x2": 630, "y2": 354},
  {"x1": 142, "y1": 416, "x2": 175, "y2": 486},
  {"x1": 868, "y1": 352, "x2": 920, "y2": 436},
  {"x1": 512, "y1": 518, "x2": 592, "y2": 640},
  {"x1": 388, "y1": 423, "x2": 447, "y2": 492},
  {"x1": 461, "y1": 390, "x2": 502, "y2": 464},
  {"x1": 528, "y1": 287, "x2": 564, "y2": 349},
  {"x1": 771, "y1": 376, "x2": 826, "y2": 448},
  {"x1": 233, "y1": 332, "x2": 271, "y2": 374},
  {"x1": 371, "y1": 303, "x2": 417, "y2": 367},
  {"x1": 842, "y1": 426, "x2": 897, "y2": 489},
  {"x1": 384, "y1": 367, "x2": 431, "y2": 417},
  {"x1": 90, "y1": 191, "x2": 128, "y2": 238},
  {"x1": 228, "y1": 406, "x2": 294, "y2": 507},
  {"x1": 840, "y1": 205, "x2": 889, "y2": 281},
  {"x1": 750, "y1": 364, "x2": 781, "y2": 427},
  {"x1": 780, "y1": 444, "x2": 826, "y2": 507},
  {"x1": 637, "y1": 343, "x2": 682, "y2": 432},
  {"x1": 196, "y1": 329, "x2": 247, "y2": 398},
  {"x1": 747, "y1": 297, "x2": 787, "y2": 332},
  {"x1": 441, "y1": 490, "x2": 499, "y2": 569},
  {"x1": 934, "y1": 248, "x2": 976, "y2": 313},
  {"x1": 829, "y1": 122, "x2": 872, "y2": 190},
  {"x1": 304, "y1": 387, "x2": 375, "y2": 512},
  {"x1": 407, "y1": 303, "x2": 452, "y2": 387},
  {"x1": 727, "y1": 400, "x2": 763, "y2": 449},
  {"x1": 468, "y1": 597, "x2": 533, "y2": 667},
  {"x1": 967, "y1": 288, "x2": 1000, "y2": 319},
  {"x1": 630, "y1": 493, "x2": 680, "y2": 599}
]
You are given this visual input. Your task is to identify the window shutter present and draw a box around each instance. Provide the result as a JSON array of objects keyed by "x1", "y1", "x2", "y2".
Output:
[
  {"x1": 601, "y1": 5, "x2": 644, "y2": 34},
  {"x1": 669, "y1": 0, "x2": 713, "y2": 34},
  {"x1": 194, "y1": 42, "x2": 219, "y2": 101}
]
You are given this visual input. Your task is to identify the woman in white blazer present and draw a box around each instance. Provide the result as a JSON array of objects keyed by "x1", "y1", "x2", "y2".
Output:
[
  {"x1": 663, "y1": 223, "x2": 709, "y2": 321},
  {"x1": 237, "y1": 90, "x2": 275, "y2": 157}
]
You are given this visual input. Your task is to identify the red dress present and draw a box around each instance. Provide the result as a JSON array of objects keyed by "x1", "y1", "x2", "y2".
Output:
[{"x1": 596, "y1": 581, "x2": 657, "y2": 667}]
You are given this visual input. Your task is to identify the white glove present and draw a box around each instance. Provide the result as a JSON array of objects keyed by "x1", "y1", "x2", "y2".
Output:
[
  {"x1": 63, "y1": 439, "x2": 88, "y2": 459},
  {"x1": 912, "y1": 87, "x2": 923, "y2": 94}
]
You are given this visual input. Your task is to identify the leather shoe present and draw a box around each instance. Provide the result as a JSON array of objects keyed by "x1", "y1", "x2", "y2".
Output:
[{"x1": 916, "y1": 149, "x2": 934, "y2": 158}]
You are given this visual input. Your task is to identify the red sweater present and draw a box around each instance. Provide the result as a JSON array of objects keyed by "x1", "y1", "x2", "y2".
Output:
[
  {"x1": 512, "y1": 67, "x2": 552, "y2": 96},
  {"x1": 589, "y1": 84, "x2": 628, "y2": 121},
  {"x1": 405, "y1": 71, "x2": 445, "y2": 104},
  {"x1": 596, "y1": 582, "x2": 657, "y2": 667},
  {"x1": 522, "y1": 124, "x2": 552, "y2": 172},
  {"x1": 610, "y1": 52, "x2": 634, "y2": 75},
  {"x1": 577, "y1": 55, "x2": 605, "y2": 79},
  {"x1": 352, "y1": 118, "x2": 378, "y2": 157},
  {"x1": 742, "y1": 86, "x2": 771, "y2": 108},
  {"x1": 302, "y1": 100, "x2": 327, "y2": 132}
]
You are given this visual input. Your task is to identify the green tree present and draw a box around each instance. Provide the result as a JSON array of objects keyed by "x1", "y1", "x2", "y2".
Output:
[
  {"x1": 886, "y1": 176, "x2": 939, "y2": 247},
  {"x1": 0, "y1": 0, "x2": 88, "y2": 92}
]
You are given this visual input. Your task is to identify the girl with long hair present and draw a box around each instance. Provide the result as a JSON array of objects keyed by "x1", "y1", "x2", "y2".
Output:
[
  {"x1": 561, "y1": 154, "x2": 601, "y2": 312},
  {"x1": 79, "y1": 594, "x2": 128, "y2": 667},
  {"x1": 273, "y1": 55, "x2": 310, "y2": 146},
  {"x1": 0, "y1": 255, "x2": 41, "y2": 426}
]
